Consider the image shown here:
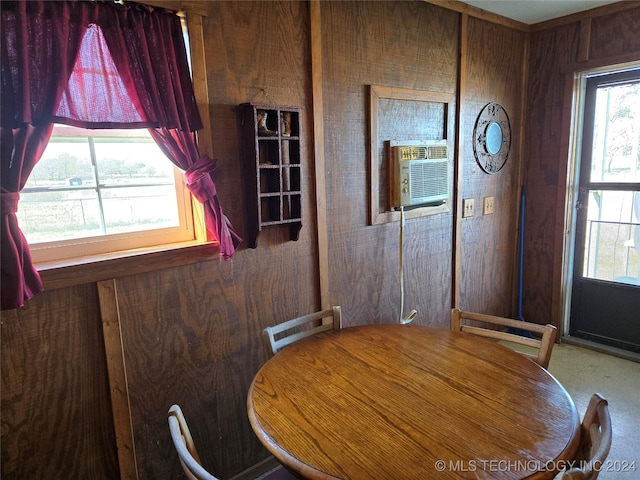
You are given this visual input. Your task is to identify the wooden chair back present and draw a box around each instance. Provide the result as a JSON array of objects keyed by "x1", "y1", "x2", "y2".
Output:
[
  {"x1": 557, "y1": 393, "x2": 612, "y2": 480},
  {"x1": 451, "y1": 308, "x2": 557, "y2": 368},
  {"x1": 264, "y1": 306, "x2": 342, "y2": 355},
  {"x1": 168, "y1": 405, "x2": 218, "y2": 480}
]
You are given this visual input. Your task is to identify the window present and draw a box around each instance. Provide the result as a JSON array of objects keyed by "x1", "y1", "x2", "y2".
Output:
[
  {"x1": 18, "y1": 125, "x2": 196, "y2": 263},
  {"x1": 575, "y1": 70, "x2": 640, "y2": 285}
]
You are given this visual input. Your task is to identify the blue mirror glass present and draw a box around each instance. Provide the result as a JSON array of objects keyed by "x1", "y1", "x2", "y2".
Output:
[{"x1": 485, "y1": 122, "x2": 503, "y2": 155}]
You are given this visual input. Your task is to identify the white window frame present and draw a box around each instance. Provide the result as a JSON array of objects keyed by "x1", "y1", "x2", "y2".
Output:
[
  {"x1": 21, "y1": 14, "x2": 213, "y2": 267},
  {"x1": 22, "y1": 125, "x2": 200, "y2": 264}
]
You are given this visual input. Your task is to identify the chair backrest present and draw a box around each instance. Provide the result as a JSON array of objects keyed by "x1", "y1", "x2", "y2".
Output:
[
  {"x1": 556, "y1": 393, "x2": 612, "y2": 480},
  {"x1": 451, "y1": 308, "x2": 557, "y2": 368},
  {"x1": 168, "y1": 404, "x2": 219, "y2": 480},
  {"x1": 264, "y1": 306, "x2": 342, "y2": 355}
]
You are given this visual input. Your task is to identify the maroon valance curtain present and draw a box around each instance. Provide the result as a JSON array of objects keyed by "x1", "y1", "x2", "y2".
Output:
[{"x1": 1, "y1": 0, "x2": 240, "y2": 310}]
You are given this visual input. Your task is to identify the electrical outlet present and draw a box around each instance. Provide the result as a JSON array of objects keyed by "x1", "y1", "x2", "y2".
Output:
[
  {"x1": 483, "y1": 196, "x2": 495, "y2": 215},
  {"x1": 463, "y1": 198, "x2": 474, "y2": 218}
]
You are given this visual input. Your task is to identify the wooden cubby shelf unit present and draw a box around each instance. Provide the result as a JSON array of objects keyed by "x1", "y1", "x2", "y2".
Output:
[{"x1": 241, "y1": 103, "x2": 303, "y2": 248}]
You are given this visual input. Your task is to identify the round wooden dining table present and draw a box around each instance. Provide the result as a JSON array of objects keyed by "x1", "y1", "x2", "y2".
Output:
[{"x1": 247, "y1": 324, "x2": 581, "y2": 480}]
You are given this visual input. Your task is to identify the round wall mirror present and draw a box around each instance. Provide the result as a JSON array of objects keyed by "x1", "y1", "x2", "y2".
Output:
[
  {"x1": 485, "y1": 121, "x2": 503, "y2": 155},
  {"x1": 472, "y1": 103, "x2": 512, "y2": 174}
]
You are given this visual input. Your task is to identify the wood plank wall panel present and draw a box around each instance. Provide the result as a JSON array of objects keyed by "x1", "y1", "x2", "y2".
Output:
[
  {"x1": 321, "y1": 1, "x2": 459, "y2": 329},
  {"x1": 589, "y1": 8, "x2": 640, "y2": 60},
  {"x1": 458, "y1": 18, "x2": 527, "y2": 316},
  {"x1": 115, "y1": 253, "x2": 316, "y2": 478},
  {"x1": 0, "y1": 285, "x2": 119, "y2": 479},
  {"x1": 206, "y1": 0, "x2": 313, "y2": 249},
  {"x1": 524, "y1": 6, "x2": 640, "y2": 328},
  {"x1": 525, "y1": 24, "x2": 581, "y2": 328},
  {"x1": 114, "y1": 2, "x2": 317, "y2": 478}
]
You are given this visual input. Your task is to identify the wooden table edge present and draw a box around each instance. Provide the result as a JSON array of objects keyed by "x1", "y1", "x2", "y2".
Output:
[
  {"x1": 247, "y1": 375, "x2": 341, "y2": 480},
  {"x1": 247, "y1": 326, "x2": 583, "y2": 480}
]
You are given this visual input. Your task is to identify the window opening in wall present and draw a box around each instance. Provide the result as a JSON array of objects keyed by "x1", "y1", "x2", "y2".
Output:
[
  {"x1": 14, "y1": 15, "x2": 207, "y2": 265},
  {"x1": 18, "y1": 125, "x2": 195, "y2": 263}
]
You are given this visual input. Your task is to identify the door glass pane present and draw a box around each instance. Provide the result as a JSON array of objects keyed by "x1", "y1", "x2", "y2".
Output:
[
  {"x1": 583, "y1": 190, "x2": 640, "y2": 284},
  {"x1": 590, "y1": 81, "x2": 640, "y2": 183}
]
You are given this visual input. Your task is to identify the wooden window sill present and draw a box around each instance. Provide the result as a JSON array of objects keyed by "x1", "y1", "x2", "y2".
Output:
[{"x1": 38, "y1": 241, "x2": 219, "y2": 291}]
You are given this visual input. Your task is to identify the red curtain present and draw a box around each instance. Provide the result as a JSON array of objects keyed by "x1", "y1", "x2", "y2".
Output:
[
  {"x1": 1, "y1": 1, "x2": 240, "y2": 310},
  {"x1": 149, "y1": 129, "x2": 242, "y2": 259}
]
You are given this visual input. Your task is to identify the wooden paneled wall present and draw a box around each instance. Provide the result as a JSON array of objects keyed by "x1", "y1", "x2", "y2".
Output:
[
  {"x1": 457, "y1": 17, "x2": 527, "y2": 315},
  {"x1": 321, "y1": 1, "x2": 460, "y2": 328},
  {"x1": 524, "y1": 6, "x2": 640, "y2": 328},
  {"x1": 3, "y1": 1, "x2": 639, "y2": 479}
]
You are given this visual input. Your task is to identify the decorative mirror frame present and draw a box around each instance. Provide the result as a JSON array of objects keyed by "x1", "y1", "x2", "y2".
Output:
[
  {"x1": 472, "y1": 102, "x2": 512, "y2": 174},
  {"x1": 369, "y1": 85, "x2": 455, "y2": 225}
]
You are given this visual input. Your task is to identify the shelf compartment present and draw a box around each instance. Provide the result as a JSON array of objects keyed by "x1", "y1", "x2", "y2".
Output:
[{"x1": 242, "y1": 103, "x2": 303, "y2": 248}]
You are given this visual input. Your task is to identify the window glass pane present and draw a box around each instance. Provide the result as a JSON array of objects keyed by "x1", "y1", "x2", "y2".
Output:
[
  {"x1": 17, "y1": 125, "x2": 193, "y2": 256},
  {"x1": 101, "y1": 185, "x2": 180, "y2": 234},
  {"x1": 18, "y1": 190, "x2": 103, "y2": 243},
  {"x1": 25, "y1": 140, "x2": 95, "y2": 188},
  {"x1": 590, "y1": 81, "x2": 640, "y2": 183},
  {"x1": 582, "y1": 190, "x2": 640, "y2": 285},
  {"x1": 92, "y1": 136, "x2": 176, "y2": 186}
]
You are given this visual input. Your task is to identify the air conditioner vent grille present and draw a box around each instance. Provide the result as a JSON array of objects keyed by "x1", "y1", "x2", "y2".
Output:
[
  {"x1": 410, "y1": 161, "x2": 448, "y2": 200},
  {"x1": 427, "y1": 146, "x2": 447, "y2": 159}
]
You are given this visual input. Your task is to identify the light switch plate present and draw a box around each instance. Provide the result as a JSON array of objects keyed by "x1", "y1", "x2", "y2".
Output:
[
  {"x1": 463, "y1": 199, "x2": 474, "y2": 218},
  {"x1": 483, "y1": 196, "x2": 495, "y2": 215}
]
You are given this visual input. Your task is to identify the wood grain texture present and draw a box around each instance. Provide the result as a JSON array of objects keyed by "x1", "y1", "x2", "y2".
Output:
[
  {"x1": 424, "y1": 0, "x2": 528, "y2": 32},
  {"x1": 131, "y1": 0, "x2": 208, "y2": 17},
  {"x1": 524, "y1": 23, "x2": 580, "y2": 328},
  {"x1": 248, "y1": 325, "x2": 580, "y2": 480},
  {"x1": 0, "y1": 286, "x2": 119, "y2": 479},
  {"x1": 205, "y1": 0, "x2": 313, "y2": 253},
  {"x1": 369, "y1": 85, "x2": 455, "y2": 225},
  {"x1": 98, "y1": 279, "x2": 138, "y2": 480},
  {"x1": 310, "y1": 0, "x2": 330, "y2": 310},
  {"x1": 529, "y1": 0, "x2": 640, "y2": 33},
  {"x1": 524, "y1": 6, "x2": 640, "y2": 328},
  {"x1": 452, "y1": 13, "x2": 469, "y2": 309},
  {"x1": 458, "y1": 17, "x2": 527, "y2": 317},
  {"x1": 589, "y1": 7, "x2": 640, "y2": 61},
  {"x1": 321, "y1": 0, "x2": 458, "y2": 330},
  {"x1": 11, "y1": 2, "x2": 639, "y2": 479},
  {"x1": 39, "y1": 242, "x2": 218, "y2": 291},
  {"x1": 113, "y1": 249, "x2": 318, "y2": 478}
]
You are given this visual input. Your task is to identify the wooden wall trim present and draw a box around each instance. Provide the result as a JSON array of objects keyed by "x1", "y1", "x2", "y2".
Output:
[
  {"x1": 560, "y1": 52, "x2": 640, "y2": 75},
  {"x1": 452, "y1": 12, "x2": 468, "y2": 309},
  {"x1": 132, "y1": 0, "x2": 208, "y2": 17},
  {"x1": 186, "y1": 11, "x2": 212, "y2": 242},
  {"x1": 310, "y1": 0, "x2": 330, "y2": 309},
  {"x1": 552, "y1": 74, "x2": 583, "y2": 333},
  {"x1": 578, "y1": 19, "x2": 592, "y2": 63},
  {"x1": 530, "y1": 1, "x2": 640, "y2": 32},
  {"x1": 369, "y1": 85, "x2": 455, "y2": 225},
  {"x1": 428, "y1": 0, "x2": 640, "y2": 35},
  {"x1": 39, "y1": 243, "x2": 218, "y2": 291},
  {"x1": 98, "y1": 279, "x2": 138, "y2": 480},
  {"x1": 424, "y1": 1, "x2": 528, "y2": 31},
  {"x1": 512, "y1": 33, "x2": 530, "y2": 315},
  {"x1": 187, "y1": 12, "x2": 212, "y2": 157}
]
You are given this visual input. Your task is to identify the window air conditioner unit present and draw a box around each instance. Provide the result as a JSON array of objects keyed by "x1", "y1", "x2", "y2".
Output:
[{"x1": 390, "y1": 140, "x2": 449, "y2": 208}]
